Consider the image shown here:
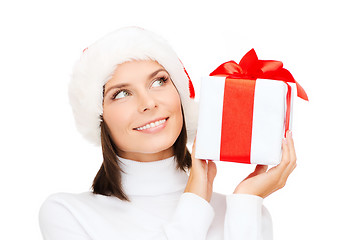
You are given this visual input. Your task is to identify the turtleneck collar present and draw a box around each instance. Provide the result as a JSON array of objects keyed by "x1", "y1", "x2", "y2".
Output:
[{"x1": 117, "y1": 155, "x2": 189, "y2": 196}]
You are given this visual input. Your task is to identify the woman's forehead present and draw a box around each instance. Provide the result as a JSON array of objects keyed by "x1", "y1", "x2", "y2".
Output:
[
  {"x1": 103, "y1": 60, "x2": 169, "y2": 93},
  {"x1": 111, "y1": 60, "x2": 165, "y2": 80}
]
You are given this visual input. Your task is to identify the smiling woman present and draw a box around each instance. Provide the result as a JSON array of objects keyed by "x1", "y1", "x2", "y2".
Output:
[
  {"x1": 38, "y1": 26, "x2": 284, "y2": 240},
  {"x1": 95, "y1": 60, "x2": 189, "y2": 200},
  {"x1": 102, "y1": 60, "x2": 183, "y2": 160}
]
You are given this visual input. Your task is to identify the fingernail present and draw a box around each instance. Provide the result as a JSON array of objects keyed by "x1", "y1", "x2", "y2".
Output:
[
  {"x1": 283, "y1": 138, "x2": 287, "y2": 144},
  {"x1": 289, "y1": 130, "x2": 293, "y2": 137}
]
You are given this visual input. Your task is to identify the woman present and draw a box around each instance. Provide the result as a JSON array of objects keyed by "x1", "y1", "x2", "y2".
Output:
[{"x1": 39, "y1": 26, "x2": 296, "y2": 240}]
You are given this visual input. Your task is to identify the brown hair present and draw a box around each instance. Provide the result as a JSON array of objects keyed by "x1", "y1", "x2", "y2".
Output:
[{"x1": 92, "y1": 108, "x2": 192, "y2": 202}]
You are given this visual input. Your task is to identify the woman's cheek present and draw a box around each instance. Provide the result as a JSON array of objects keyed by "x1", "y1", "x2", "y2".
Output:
[
  {"x1": 165, "y1": 86, "x2": 181, "y2": 107},
  {"x1": 105, "y1": 104, "x2": 128, "y2": 132}
]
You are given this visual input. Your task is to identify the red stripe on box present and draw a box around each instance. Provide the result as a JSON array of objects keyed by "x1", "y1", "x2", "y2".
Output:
[
  {"x1": 284, "y1": 83, "x2": 292, "y2": 138},
  {"x1": 220, "y1": 78, "x2": 256, "y2": 164}
]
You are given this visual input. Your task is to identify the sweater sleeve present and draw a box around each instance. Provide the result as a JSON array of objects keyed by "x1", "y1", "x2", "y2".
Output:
[
  {"x1": 224, "y1": 194, "x2": 273, "y2": 240},
  {"x1": 160, "y1": 192, "x2": 215, "y2": 240}
]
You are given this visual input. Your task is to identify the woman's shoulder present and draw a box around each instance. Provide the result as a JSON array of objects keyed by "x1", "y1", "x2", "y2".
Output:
[
  {"x1": 40, "y1": 191, "x2": 93, "y2": 206},
  {"x1": 44, "y1": 191, "x2": 93, "y2": 199},
  {"x1": 38, "y1": 191, "x2": 107, "y2": 239},
  {"x1": 40, "y1": 190, "x2": 123, "y2": 211},
  {"x1": 39, "y1": 191, "x2": 120, "y2": 230},
  {"x1": 39, "y1": 191, "x2": 127, "y2": 217},
  {"x1": 39, "y1": 191, "x2": 91, "y2": 216}
]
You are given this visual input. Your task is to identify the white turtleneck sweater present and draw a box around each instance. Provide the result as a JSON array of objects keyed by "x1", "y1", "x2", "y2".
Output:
[{"x1": 39, "y1": 155, "x2": 273, "y2": 240}]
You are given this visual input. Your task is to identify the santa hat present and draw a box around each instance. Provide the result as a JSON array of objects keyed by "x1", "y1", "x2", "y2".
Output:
[{"x1": 68, "y1": 26, "x2": 198, "y2": 146}]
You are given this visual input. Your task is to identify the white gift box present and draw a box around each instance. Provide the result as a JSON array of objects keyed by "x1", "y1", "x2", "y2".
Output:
[{"x1": 195, "y1": 76, "x2": 295, "y2": 165}]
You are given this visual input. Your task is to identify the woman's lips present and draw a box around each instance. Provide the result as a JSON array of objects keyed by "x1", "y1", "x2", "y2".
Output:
[{"x1": 134, "y1": 117, "x2": 169, "y2": 133}]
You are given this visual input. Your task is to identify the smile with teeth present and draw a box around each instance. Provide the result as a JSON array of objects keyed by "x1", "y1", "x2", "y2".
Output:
[{"x1": 135, "y1": 118, "x2": 167, "y2": 131}]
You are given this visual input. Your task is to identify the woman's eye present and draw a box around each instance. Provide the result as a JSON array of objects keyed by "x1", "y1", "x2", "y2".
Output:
[
  {"x1": 113, "y1": 90, "x2": 130, "y2": 99},
  {"x1": 152, "y1": 77, "x2": 168, "y2": 88}
]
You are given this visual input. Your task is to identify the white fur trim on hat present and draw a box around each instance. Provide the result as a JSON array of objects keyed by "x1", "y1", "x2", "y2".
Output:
[{"x1": 68, "y1": 26, "x2": 198, "y2": 146}]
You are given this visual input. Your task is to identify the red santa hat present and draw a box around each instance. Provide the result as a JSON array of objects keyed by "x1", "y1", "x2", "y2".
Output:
[{"x1": 68, "y1": 26, "x2": 198, "y2": 146}]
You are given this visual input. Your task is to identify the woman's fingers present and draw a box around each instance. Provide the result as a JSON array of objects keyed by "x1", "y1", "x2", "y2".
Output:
[
  {"x1": 244, "y1": 165, "x2": 268, "y2": 180},
  {"x1": 280, "y1": 131, "x2": 297, "y2": 184},
  {"x1": 280, "y1": 136, "x2": 291, "y2": 168},
  {"x1": 269, "y1": 130, "x2": 297, "y2": 189},
  {"x1": 286, "y1": 131, "x2": 297, "y2": 170},
  {"x1": 286, "y1": 131, "x2": 297, "y2": 162},
  {"x1": 207, "y1": 161, "x2": 217, "y2": 184},
  {"x1": 191, "y1": 136, "x2": 203, "y2": 170},
  {"x1": 206, "y1": 161, "x2": 217, "y2": 201},
  {"x1": 270, "y1": 132, "x2": 291, "y2": 172},
  {"x1": 191, "y1": 136, "x2": 197, "y2": 159},
  {"x1": 255, "y1": 164, "x2": 268, "y2": 174}
]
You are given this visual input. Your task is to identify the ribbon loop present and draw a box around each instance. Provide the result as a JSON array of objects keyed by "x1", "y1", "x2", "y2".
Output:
[{"x1": 209, "y1": 48, "x2": 309, "y2": 101}]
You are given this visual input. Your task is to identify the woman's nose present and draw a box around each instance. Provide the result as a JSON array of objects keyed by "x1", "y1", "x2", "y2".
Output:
[{"x1": 138, "y1": 92, "x2": 157, "y2": 112}]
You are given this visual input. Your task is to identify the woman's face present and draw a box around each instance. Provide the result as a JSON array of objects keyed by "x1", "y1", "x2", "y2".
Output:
[{"x1": 102, "y1": 60, "x2": 183, "y2": 162}]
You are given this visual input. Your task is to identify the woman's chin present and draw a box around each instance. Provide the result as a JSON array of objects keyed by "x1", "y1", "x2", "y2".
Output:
[{"x1": 140, "y1": 144, "x2": 174, "y2": 155}]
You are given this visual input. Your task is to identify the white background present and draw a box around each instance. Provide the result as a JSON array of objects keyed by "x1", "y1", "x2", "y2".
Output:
[{"x1": 1, "y1": 0, "x2": 356, "y2": 239}]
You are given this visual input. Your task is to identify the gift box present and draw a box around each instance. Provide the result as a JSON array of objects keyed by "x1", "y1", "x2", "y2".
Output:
[{"x1": 195, "y1": 49, "x2": 308, "y2": 165}]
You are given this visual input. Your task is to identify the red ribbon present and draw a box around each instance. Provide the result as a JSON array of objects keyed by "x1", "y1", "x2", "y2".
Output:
[{"x1": 210, "y1": 48, "x2": 308, "y2": 138}]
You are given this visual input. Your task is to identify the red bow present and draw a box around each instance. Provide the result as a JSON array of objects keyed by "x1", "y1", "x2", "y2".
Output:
[
  {"x1": 210, "y1": 48, "x2": 309, "y2": 101},
  {"x1": 209, "y1": 49, "x2": 308, "y2": 138}
]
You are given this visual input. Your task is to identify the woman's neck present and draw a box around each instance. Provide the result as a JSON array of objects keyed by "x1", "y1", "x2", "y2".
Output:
[
  {"x1": 117, "y1": 155, "x2": 189, "y2": 196},
  {"x1": 116, "y1": 146, "x2": 175, "y2": 162}
]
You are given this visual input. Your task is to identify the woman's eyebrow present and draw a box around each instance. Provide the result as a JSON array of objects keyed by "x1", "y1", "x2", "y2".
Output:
[
  {"x1": 148, "y1": 68, "x2": 168, "y2": 79},
  {"x1": 103, "y1": 68, "x2": 168, "y2": 97}
]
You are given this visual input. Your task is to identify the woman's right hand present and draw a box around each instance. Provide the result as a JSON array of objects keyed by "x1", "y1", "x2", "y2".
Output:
[{"x1": 184, "y1": 136, "x2": 217, "y2": 203}]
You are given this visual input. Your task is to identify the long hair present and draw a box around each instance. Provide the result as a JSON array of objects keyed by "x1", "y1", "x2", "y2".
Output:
[{"x1": 92, "y1": 107, "x2": 192, "y2": 202}]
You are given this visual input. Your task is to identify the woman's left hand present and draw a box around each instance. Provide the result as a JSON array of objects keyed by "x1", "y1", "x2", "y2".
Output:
[{"x1": 233, "y1": 130, "x2": 297, "y2": 198}]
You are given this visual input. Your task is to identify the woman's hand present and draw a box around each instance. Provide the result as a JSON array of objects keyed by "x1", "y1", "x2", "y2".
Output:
[
  {"x1": 184, "y1": 136, "x2": 217, "y2": 202},
  {"x1": 233, "y1": 130, "x2": 297, "y2": 198}
]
